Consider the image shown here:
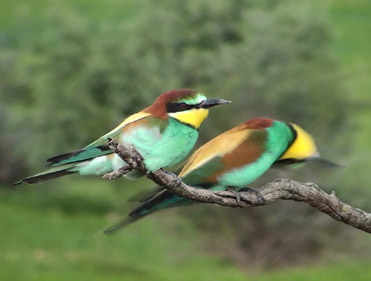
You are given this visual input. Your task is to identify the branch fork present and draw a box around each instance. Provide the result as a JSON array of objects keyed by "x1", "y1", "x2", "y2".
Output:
[{"x1": 103, "y1": 139, "x2": 371, "y2": 234}]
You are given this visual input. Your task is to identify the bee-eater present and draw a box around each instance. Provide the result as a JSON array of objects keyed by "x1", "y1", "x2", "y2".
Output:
[
  {"x1": 16, "y1": 89, "x2": 230, "y2": 184},
  {"x1": 104, "y1": 117, "x2": 322, "y2": 234}
]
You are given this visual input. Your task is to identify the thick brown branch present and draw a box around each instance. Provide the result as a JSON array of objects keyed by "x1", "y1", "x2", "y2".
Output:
[{"x1": 106, "y1": 139, "x2": 371, "y2": 234}]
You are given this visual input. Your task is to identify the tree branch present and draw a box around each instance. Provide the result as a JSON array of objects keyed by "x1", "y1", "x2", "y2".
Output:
[{"x1": 105, "y1": 138, "x2": 371, "y2": 234}]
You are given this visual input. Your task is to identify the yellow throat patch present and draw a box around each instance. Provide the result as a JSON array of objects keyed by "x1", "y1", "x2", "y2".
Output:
[
  {"x1": 169, "y1": 108, "x2": 209, "y2": 129},
  {"x1": 279, "y1": 123, "x2": 317, "y2": 160}
]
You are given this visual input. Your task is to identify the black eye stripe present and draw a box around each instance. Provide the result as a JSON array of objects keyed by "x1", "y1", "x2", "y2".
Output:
[
  {"x1": 179, "y1": 102, "x2": 188, "y2": 109},
  {"x1": 166, "y1": 102, "x2": 199, "y2": 113}
]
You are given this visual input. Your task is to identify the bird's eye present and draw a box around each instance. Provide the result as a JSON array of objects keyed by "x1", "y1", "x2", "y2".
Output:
[{"x1": 179, "y1": 103, "x2": 188, "y2": 109}]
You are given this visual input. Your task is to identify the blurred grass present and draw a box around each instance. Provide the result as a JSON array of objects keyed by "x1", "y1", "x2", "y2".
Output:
[
  {"x1": 1, "y1": 181, "x2": 247, "y2": 281},
  {"x1": 1, "y1": 182, "x2": 371, "y2": 281},
  {"x1": 255, "y1": 262, "x2": 371, "y2": 281}
]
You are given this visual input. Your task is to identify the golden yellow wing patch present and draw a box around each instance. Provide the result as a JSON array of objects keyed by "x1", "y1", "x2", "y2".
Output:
[
  {"x1": 85, "y1": 111, "x2": 152, "y2": 148},
  {"x1": 104, "y1": 111, "x2": 151, "y2": 136},
  {"x1": 179, "y1": 129, "x2": 251, "y2": 177}
]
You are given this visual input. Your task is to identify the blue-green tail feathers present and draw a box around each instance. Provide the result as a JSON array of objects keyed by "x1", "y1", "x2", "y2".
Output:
[
  {"x1": 127, "y1": 186, "x2": 165, "y2": 203},
  {"x1": 104, "y1": 215, "x2": 147, "y2": 235},
  {"x1": 104, "y1": 189, "x2": 185, "y2": 234},
  {"x1": 15, "y1": 145, "x2": 112, "y2": 185},
  {"x1": 14, "y1": 164, "x2": 78, "y2": 185},
  {"x1": 46, "y1": 145, "x2": 112, "y2": 167}
]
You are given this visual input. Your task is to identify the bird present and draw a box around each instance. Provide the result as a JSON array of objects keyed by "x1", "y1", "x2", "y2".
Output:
[
  {"x1": 104, "y1": 117, "x2": 331, "y2": 234},
  {"x1": 15, "y1": 89, "x2": 230, "y2": 184}
]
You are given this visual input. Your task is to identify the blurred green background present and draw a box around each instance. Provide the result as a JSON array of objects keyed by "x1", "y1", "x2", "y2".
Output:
[{"x1": 1, "y1": 0, "x2": 371, "y2": 280}]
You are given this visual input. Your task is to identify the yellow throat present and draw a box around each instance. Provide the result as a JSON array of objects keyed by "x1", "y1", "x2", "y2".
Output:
[
  {"x1": 279, "y1": 123, "x2": 317, "y2": 160},
  {"x1": 169, "y1": 108, "x2": 209, "y2": 129}
]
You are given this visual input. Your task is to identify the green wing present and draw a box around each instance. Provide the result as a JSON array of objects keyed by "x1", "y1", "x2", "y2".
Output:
[{"x1": 47, "y1": 112, "x2": 152, "y2": 167}]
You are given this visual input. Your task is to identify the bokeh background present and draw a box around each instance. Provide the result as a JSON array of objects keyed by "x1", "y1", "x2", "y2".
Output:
[{"x1": 1, "y1": 0, "x2": 371, "y2": 280}]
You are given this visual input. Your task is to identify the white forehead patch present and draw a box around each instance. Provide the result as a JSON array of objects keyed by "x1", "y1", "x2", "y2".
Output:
[
  {"x1": 194, "y1": 93, "x2": 207, "y2": 104},
  {"x1": 178, "y1": 93, "x2": 207, "y2": 105}
]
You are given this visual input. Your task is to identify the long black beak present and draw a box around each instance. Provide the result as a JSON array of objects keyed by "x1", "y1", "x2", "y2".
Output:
[{"x1": 200, "y1": 98, "x2": 232, "y2": 108}]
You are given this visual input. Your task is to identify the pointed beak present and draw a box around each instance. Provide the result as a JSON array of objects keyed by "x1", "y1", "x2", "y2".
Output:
[{"x1": 200, "y1": 98, "x2": 232, "y2": 108}]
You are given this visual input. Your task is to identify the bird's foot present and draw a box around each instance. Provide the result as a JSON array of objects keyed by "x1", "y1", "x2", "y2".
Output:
[
  {"x1": 240, "y1": 187, "x2": 264, "y2": 203},
  {"x1": 102, "y1": 166, "x2": 132, "y2": 180},
  {"x1": 226, "y1": 187, "x2": 242, "y2": 207}
]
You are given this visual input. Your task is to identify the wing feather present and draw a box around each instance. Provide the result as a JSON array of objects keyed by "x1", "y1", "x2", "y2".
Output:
[
  {"x1": 179, "y1": 129, "x2": 251, "y2": 177},
  {"x1": 47, "y1": 112, "x2": 152, "y2": 167},
  {"x1": 85, "y1": 111, "x2": 151, "y2": 148},
  {"x1": 180, "y1": 127, "x2": 267, "y2": 185}
]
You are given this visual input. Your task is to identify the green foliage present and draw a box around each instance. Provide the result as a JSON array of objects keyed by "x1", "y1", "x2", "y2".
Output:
[{"x1": 1, "y1": 0, "x2": 349, "y2": 174}]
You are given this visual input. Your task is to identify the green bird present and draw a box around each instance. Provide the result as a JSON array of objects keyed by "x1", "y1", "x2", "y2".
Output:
[
  {"x1": 16, "y1": 89, "x2": 230, "y2": 184},
  {"x1": 104, "y1": 117, "x2": 327, "y2": 234}
]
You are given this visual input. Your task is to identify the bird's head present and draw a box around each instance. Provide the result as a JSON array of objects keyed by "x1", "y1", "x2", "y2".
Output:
[
  {"x1": 279, "y1": 123, "x2": 318, "y2": 161},
  {"x1": 144, "y1": 89, "x2": 231, "y2": 129},
  {"x1": 277, "y1": 122, "x2": 343, "y2": 168}
]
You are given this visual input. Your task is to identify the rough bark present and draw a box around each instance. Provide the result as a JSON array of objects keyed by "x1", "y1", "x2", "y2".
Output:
[{"x1": 104, "y1": 138, "x2": 371, "y2": 234}]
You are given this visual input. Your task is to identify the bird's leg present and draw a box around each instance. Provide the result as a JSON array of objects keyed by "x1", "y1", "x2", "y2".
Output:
[
  {"x1": 226, "y1": 186, "x2": 241, "y2": 207},
  {"x1": 102, "y1": 166, "x2": 133, "y2": 180},
  {"x1": 239, "y1": 187, "x2": 264, "y2": 203}
]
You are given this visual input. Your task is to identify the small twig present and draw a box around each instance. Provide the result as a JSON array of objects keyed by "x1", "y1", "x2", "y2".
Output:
[
  {"x1": 104, "y1": 139, "x2": 371, "y2": 234},
  {"x1": 102, "y1": 166, "x2": 133, "y2": 180}
]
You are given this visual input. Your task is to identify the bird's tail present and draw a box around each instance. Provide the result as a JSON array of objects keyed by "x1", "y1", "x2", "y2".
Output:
[
  {"x1": 14, "y1": 145, "x2": 113, "y2": 185},
  {"x1": 104, "y1": 189, "x2": 189, "y2": 235},
  {"x1": 127, "y1": 186, "x2": 165, "y2": 202},
  {"x1": 14, "y1": 163, "x2": 79, "y2": 185}
]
